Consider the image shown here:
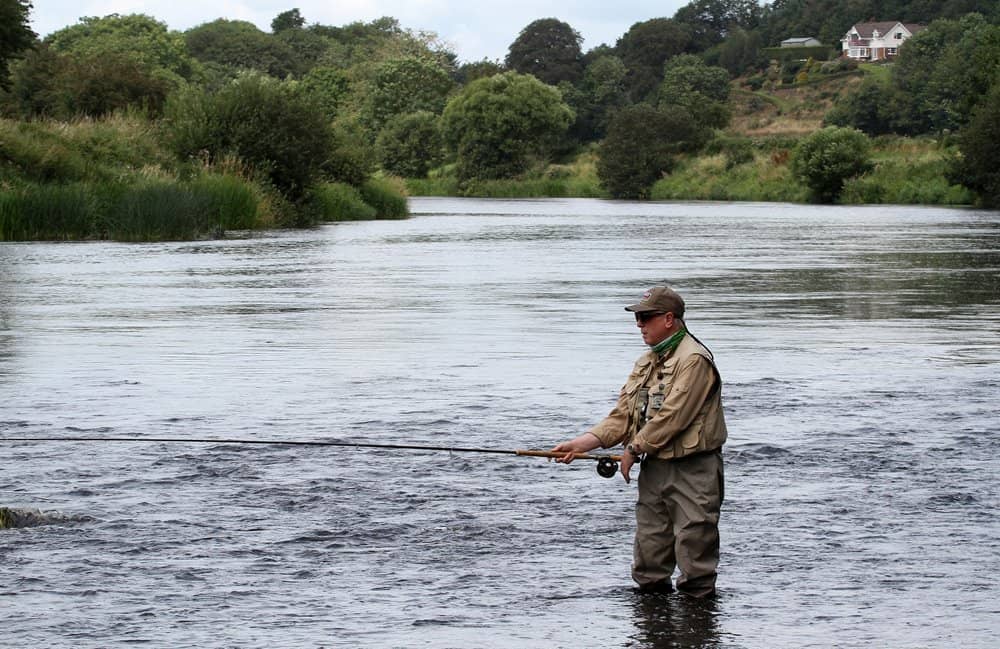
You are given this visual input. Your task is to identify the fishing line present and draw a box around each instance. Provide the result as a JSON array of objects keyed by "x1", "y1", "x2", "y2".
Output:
[{"x1": 2, "y1": 436, "x2": 623, "y2": 478}]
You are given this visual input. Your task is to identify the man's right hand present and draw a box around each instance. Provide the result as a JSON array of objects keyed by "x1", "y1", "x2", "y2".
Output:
[{"x1": 549, "y1": 432, "x2": 602, "y2": 464}]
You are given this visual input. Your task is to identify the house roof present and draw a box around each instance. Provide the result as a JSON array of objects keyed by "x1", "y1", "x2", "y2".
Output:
[{"x1": 847, "y1": 21, "x2": 925, "y2": 38}]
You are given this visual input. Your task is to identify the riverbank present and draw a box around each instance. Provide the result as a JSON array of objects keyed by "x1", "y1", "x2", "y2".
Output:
[{"x1": 405, "y1": 135, "x2": 972, "y2": 206}]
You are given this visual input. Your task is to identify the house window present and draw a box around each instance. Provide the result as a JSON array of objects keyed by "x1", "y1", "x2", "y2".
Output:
[
  {"x1": 887, "y1": 47, "x2": 898, "y2": 55},
  {"x1": 850, "y1": 47, "x2": 869, "y2": 58},
  {"x1": 895, "y1": 32, "x2": 903, "y2": 39}
]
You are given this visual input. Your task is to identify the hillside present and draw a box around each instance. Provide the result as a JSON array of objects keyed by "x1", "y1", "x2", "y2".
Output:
[{"x1": 728, "y1": 71, "x2": 866, "y2": 137}]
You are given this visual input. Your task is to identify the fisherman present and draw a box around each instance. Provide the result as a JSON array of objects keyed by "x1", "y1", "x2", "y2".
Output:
[{"x1": 552, "y1": 286, "x2": 727, "y2": 597}]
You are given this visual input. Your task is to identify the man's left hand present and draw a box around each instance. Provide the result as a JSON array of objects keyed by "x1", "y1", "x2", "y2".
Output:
[{"x1": 620, "y1": 451, "x2": 636, "y2": 483}]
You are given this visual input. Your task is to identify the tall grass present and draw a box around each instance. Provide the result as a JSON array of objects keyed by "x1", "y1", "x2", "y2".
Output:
[
  {"x1": 0, "y1": 115, "x2": 173, "y2": 185},
  {"x1": 651, "y1": 153, "x2": 809, "y2": 202},
  {"x1": 189, "y1": 173, "x2": 264, "y2": 230},
  {"x1": 458, "y1": 177, "x2": 606, "y2": 198},
  {"x1": 105, "y1": 180, "x2": 217, "y2": 241},
  {"x1": 0, "y1": 183, "x2": 95, "y2": 241},
  {"x1": 359, "y1": 176, "x2": 409, "y2": 219},
  {"x1": 840, "y1": 160, "x2": 973, "y2": 204},
  {"x1": 406, "y1": 152, "x2": 606, "y2": 198}
]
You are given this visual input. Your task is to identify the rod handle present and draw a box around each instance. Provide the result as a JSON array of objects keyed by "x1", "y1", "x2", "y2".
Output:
[{"x1": 515, "y1": 449, "x2": 622, "y2": 461}]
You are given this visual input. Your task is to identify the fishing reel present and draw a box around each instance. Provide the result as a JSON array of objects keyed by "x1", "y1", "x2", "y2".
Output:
[{"x1": 596, "y1": 456, "x2": 619, "y2": 478}]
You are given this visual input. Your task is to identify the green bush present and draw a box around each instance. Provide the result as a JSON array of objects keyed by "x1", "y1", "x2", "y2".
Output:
[
  {"x1": 161, "y1": 74, "x2": 335, "y2": 200},
  {"x1": 359, "y1": 177, "x2": 408, "y2": 219},
  {"x1": 322, "y1": 120, "x2": 376, "y2": 187},
  {"x1": 0, "y1": 183, "x2": 95, "y2": 240},
  {"x1": 597, "y1": 104, "x2": 709, "y2": 199},
  {"x1": 310, "y1": 182, "x2": 376, "y2": 221},
  {"x1": 375, "y1": 111, "x2": 442, "y2": 178},
  {"x1": 440, "y1": 71, "x2": 573, "y2": 181},
  {"x1": 791, "y1": 126, "x2": 873, "y2": 203}
]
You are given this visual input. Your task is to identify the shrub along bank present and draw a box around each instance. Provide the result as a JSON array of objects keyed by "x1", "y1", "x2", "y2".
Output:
[{"x1": 0, "y1": 112, "x2": 409, "y2": 242}]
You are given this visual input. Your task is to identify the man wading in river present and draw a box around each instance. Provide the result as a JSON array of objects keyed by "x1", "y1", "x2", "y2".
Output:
[{"x1": 552, "y1": 286, "x2": 727, "y2": 598}]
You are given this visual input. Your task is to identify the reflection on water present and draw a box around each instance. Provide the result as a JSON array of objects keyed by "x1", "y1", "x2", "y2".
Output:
[
  {"x1": 631, "y1": 593, "x2": 722, "y2": 649},
  {"x1": 1, "y1": 198, "x2": 998, "y2": 648}
]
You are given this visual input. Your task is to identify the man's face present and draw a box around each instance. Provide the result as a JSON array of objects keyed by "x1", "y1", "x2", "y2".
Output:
[{"x1": 635, "y1": 311, "x2": 675, "y2": 346}]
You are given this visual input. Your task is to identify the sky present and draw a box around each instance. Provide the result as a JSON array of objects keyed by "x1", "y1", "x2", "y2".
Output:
[{"x1": 28, "y1": 0, "x2": 690, "y2": 63}]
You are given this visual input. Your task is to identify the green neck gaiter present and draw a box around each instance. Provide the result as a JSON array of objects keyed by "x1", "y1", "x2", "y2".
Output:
[{"x1": 652, "y1": 328, "x2": 686, "y2": 356}]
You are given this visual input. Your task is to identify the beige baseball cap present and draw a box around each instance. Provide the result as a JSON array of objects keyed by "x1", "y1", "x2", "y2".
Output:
[{"x1": 624, "y1": 286, "x2": 686, "y2": 318}]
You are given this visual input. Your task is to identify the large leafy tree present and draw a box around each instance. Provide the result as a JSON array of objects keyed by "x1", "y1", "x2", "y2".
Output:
[
  {"x1": 271, "y1": 8, "x2": 305, "y2": 33},
  {"x1": 184, "y1": 19, "x2": 297, "y2": 79},
  {"x1": 893, "y1": 14, "x2": 1000, "y2": 134},
  {"x1": 560, "y1": 55, "x2": 628, "y2": 143},
  {"x1": 716, "y1": 27, "x2": 763, "y2": 76},
  {"x1": 46, "y1": 14, "x2": 197, "y2": 81},
  {"x1": 440, "y1": 71, "x2": 573, "y2": 181},
  {"x1": 657, "y1": 54, "x2": 731, "y2": 129},
  {"x1": 950, "y1": 83, "x2": 1000, "y2": 207},
  {"x1": 0, "y1": 0, "x2": 35, "y2": 89},
  {"x1": 361, "y1": 56, "x2": 454, "y2": 136},
  {"x1": 674, "y1": 0, "x2": 762, "y2": 50},
  {"x1": 597, "y1": 104, "x2": 710, "y2": 199},
  {"x1": 505, "y1": 18, "x2": 584, "y2": 86},
  {"x1": 615, "y1": 18, "x2": 692, "y2": 102}
]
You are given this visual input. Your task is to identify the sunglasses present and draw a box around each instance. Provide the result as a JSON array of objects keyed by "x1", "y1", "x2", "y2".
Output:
[{"x1": 635, "y1": 311, "x2": 669, "y2": 324}]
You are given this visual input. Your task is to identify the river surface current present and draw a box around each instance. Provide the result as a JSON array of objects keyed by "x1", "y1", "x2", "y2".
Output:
[{"x1": 1, "y1": 198, "x2": 998, "y2": 648}]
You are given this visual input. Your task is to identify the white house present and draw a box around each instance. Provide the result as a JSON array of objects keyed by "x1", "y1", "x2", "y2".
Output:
[{"x1": 841, "y1": 22, "x2": 925, "y2": 61}]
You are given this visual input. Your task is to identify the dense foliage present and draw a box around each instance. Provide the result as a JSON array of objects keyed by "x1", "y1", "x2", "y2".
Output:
[
  {"x1": 162, "y1": 74, "x2": 334, "y2": 200},
  {"x1": 0, "y1": 0, "x2": 35, "y2": 89},
  {"x1": 949, "y1": 83, "x2": 1000, "y2": 207},
  {"x1": 46, "y1": 14, "x2": 198, "y2": 82}
]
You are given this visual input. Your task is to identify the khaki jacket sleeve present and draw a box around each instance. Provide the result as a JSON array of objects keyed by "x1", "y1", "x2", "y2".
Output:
[
  {"x1": 587, "y1": 385, "x2": 630, "y2": 448},
  {"x1": 633, "y1": 355, "x2": 717, "y2": 452}
]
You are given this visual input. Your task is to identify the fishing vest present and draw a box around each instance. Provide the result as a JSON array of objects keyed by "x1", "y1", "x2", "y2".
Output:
[{"x1": 624, "y1": 334, "x2": 727, "y2": 460}]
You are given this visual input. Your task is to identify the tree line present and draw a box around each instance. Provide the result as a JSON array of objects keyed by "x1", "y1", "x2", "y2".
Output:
[{"x1": 1, "y1": 0, "x2": 999, "y2": 211}]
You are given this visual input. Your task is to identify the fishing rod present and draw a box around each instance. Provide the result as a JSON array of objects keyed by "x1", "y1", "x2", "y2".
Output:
[{"x1": 2, "y1": 436, "x2": 623, "y2": 478}]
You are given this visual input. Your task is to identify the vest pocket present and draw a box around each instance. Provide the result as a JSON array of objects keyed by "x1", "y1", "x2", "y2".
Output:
[{"x1": 679, "y1": 417, "x2": 705, "y2": 449}]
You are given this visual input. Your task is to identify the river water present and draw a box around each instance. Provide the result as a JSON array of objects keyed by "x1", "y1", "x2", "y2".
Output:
[{"x1": 1, "y1": 198, "x2": 998, "y2": 648}]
